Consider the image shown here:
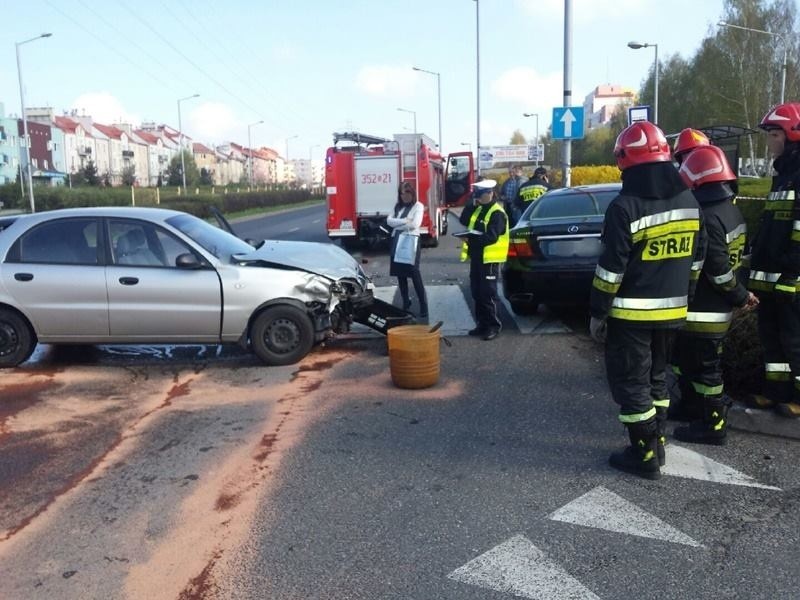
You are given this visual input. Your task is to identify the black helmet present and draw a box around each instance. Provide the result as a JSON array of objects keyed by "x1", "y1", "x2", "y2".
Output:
[{"x1": 533, "y1": 167, "x2": 548, "y2": 177}]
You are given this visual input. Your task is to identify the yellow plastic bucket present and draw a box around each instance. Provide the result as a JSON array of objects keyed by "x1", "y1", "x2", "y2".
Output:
[{"x1": 387, "y1": 324, "x2": 440, "y2": 389}]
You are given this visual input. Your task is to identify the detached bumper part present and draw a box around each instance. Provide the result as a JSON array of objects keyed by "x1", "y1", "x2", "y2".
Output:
[{"x1": 354, "y1": 298, "x2": 415, "y2": 335}]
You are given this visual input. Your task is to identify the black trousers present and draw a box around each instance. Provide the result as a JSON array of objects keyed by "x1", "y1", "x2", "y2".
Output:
[
  {"x1": 469, "y1": 259, "x2": 502, "y2": 332},
  {"x1": 673, "y1": 332, "x2": 724, "y2": 405},
  {"x1": 397, "y1": 270, "x2": 428, "y2": 314},
  {"x1": 606, "y1": 321, "x2": 673, "y2": 418},
  {"x1": 757, "y1": 295, "x2": 800, "y2": 402}
]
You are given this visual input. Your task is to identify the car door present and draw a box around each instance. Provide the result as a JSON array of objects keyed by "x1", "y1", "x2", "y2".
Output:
[
  {"x1": 1, "y1": 217, "x2": 109, "y2": 339},
  {"x1": 105, "y1": 218, "x2": 222, "y2": 340}
]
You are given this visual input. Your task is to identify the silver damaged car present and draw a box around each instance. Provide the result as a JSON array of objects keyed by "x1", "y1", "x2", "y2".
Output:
[{"x1": 0, "y1": 207, "x2": 386, "y2": 367}]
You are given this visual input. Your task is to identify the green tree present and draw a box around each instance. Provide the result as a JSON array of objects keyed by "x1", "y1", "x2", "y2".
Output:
[
  {"x1": 81, "y1": 160, "x2": 100, "y2": 186},
  {"x1": 199, "y1": 167, "x2": 214, "y2": 186},
  {"x1": 166, "y1": 150, "x2": 200, "y2": 187},
  {"x1": 509, "y1": 129, "x2": 526, "y2": 145}
]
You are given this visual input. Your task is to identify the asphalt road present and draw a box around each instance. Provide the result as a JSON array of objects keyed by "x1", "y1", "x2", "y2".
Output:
[{"x1": 0, "y1": 203, "x2": 798, "y2": 599}]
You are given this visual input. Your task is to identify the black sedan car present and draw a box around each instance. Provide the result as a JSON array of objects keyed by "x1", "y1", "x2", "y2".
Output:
[{"x1": 502, "y1": 183, "x2": 621, "y2": 314}]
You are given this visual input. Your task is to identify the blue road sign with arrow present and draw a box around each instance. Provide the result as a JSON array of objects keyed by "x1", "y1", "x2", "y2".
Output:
[{"x1": 552, "y1": 106, "x2": 585, "y2": 140}]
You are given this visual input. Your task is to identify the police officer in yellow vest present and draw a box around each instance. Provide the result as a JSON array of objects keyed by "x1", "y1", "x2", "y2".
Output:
[{"x1": 459, "y1": 179, "x2": 510, "y2": 340}]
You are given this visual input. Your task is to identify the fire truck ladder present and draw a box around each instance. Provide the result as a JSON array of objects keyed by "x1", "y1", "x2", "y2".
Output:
[{"x1": 332, "y1": 132, "x2": 390, "y2": 146}]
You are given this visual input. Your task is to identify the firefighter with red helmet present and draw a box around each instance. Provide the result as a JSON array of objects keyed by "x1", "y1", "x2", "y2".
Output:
[
  {"x1": 590, "y1": 121, "x2": 704, "y2": 479},
  {"x1": 672, "y1": 145, "x2": 758, "y2": 445},
  {"x1": 673, "y1": 128, "x2": 710, "y2": 165},
  {"x1": 748, "y1": 102, "x2": 800, "y2": 418}
]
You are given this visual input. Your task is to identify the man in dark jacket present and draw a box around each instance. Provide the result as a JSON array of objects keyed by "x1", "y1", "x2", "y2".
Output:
[
  {"x1": 512, "y1": 167, "x2": 551, "y2": 225},
  {"x1": 459, "y1": 179, "x2": 509, "y2": 341},
  {"x1": 672, "y1": 145, "x2": 758, "y2": 445},
  {"x1": 590, "y1": 121, "x2": 704, "y2": 479},
  {"x1": 747, "y1": 102, "x2": 800, "y2": 418}
]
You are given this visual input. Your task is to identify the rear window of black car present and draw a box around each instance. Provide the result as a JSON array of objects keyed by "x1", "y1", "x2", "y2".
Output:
[{"x1": 526, "y1": 190, "x2": 618, "y2": 220}]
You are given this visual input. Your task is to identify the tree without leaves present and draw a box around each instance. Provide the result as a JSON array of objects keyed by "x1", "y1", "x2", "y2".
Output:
[
  {"x1": 635, "y1": 0, "x2": 798, "y2": 168},
  {"x1": 121, "y1": 165, "x2": 137, "y2": 186}
]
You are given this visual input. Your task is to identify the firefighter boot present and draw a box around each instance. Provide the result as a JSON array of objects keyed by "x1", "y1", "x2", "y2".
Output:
[
  {"x1": 655, "y1": 407, "x2": 667, "y2": 467},
  {"x1": 673, "y1": 396, "x2": 729, "y2": 446},
  {"x1": 609, "y1": 419, "x2": 661, "y2": 480}
]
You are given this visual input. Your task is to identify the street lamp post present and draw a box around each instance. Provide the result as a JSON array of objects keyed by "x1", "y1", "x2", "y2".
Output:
[
  {"x1": 413, "y1": 66, "x2": 442, "y2": 153},
  {"x1": 718, "y1": 21, "x2": 787, "y2": 104},
  {"x1": 627, "y1": 41, "x2": 658, "y2": 125},
  {"x1": 16, "y1": 33, "x2": 52, "y2": 213},
  {"x1": 460, "y1": 142, "x2": 472, "y2": 151},
  {"x1": 523, "y1": 112, "x2": 540, "y2": 166},
  {"x1": 177, "y1": 93, "x2": 199, "y2": 194},
  {"x1": 247, "y1": 120, "x2": 264, "y2": 189},
  {"x1": 397, "y1": 107, "x2": 418, "y2": 203},
  {"x1": 475, "y1": 0, "x2": 481, "y2": 174}
]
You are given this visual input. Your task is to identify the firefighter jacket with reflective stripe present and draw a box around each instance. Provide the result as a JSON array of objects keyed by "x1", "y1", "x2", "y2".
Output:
[
  {"x1": 512, "y1": 177, "x2": 551, "y2": 222},
  {"x1": 749, "y1": 148, "x2": 800, "y2": 294},
  {"x1": 590, "y1": 190, "x2": 704, "y2": 328},
  {"x1": 459, "y1": 201, "x2": 510, "y2": 263},
  {"x1": 684, "y1": 197, "x2": 749, "y2": 336}
]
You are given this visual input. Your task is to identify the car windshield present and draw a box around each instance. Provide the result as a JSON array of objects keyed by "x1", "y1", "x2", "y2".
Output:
[
  {"x1": 166, "y1": 213, "x2": 253, "y2": 260},
  {"x1": 524, "y1": 189, "x2": 618, "y2": 220}
]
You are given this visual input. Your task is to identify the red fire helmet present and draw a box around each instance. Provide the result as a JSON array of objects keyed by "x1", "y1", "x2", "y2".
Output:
[
  {"x1": 673, "y1": 128, "x2": 710, "y2": 161},
  {"x1": 613, "y1": 121, "x2": 671, "y2": 171},
  {"x1": 678, "y1": 145, "x2": 736, "y2": 190},
  {"x1": 759, "y1": 103, "x2": 800, "y2": 142}
]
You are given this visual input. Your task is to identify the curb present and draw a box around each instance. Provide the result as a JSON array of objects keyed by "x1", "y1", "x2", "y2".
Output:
[{"x1": 728, "y1": 404, "x2": 800, "y2": 441}]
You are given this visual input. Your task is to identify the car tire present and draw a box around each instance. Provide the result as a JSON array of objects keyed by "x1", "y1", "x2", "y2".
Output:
[
  {"x1": 510, "y1": 299, "x2": 539, "y2": 316},
  {"x1": 0, "y1": 308, "x2": 36, "y2": 368},
  {"x1": 250, "y1": 305, "x2": 315, "y2": 366}
]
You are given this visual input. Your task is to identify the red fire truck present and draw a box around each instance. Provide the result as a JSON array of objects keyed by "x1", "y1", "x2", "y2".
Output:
[{"x1": 325, "y1": 132, "x2": 474, "y2": 249}]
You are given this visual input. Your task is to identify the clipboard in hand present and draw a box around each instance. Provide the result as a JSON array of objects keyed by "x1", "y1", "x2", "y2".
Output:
[{"x1": 452, "y1": 229, "x2": 482, "y2": 238}]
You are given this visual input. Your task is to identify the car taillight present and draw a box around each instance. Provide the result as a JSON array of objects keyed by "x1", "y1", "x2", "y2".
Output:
[{"x1": 508, "y1": 236, "x2": 538, "y2": 258}]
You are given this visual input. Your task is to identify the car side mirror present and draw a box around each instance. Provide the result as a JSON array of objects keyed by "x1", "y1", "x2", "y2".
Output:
[{"x1": 175, "y1": 252, "x2": 204, "y2": 269}]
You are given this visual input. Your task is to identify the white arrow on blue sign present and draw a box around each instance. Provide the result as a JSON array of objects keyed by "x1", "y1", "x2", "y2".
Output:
[{"x1": 552, "y1": 106, "x2": 585, "y2": 140}]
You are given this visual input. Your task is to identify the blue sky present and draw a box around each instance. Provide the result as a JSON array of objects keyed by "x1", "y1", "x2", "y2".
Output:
[{"x1": 1, "y1": 0, "x2": 725, "y2": 161}]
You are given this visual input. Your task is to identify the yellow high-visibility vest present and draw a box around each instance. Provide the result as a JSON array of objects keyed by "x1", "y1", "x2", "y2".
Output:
[{"x1": 460, "y1": 203, "x2": 509, "y2": 263}]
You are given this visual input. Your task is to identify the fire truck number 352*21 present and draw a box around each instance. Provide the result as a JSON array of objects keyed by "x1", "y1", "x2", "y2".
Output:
[{"x1": 325, "y1": 132, "x2": 475, "y2": 249}]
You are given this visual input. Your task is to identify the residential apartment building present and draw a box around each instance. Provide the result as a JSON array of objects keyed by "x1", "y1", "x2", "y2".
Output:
[
  {"x1": 583, "y1": 84, "x2": 636, "y2": 130},
  {"x1": 0, "y1": 103, "x2": 22, "y2": 185},
  {"x1": 132, "y1": 129, "x2": 169, "y2": 186},
  {"x1": 54, "y1": 115, "x2": 96, "y2": 176},
  {"x1": 193, "y1": 142, "x2": 217, "y2": 182},
  {"x1": 290, "y1": 159, "x2": 323, "y2": 187}
]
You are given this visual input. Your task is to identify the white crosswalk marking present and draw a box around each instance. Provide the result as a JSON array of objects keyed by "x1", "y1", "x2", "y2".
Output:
[
  {"x1": 662, "y1": 445, "x2": 782, "y2": 490},
  {"x1": 549, "y1": 486, "x2": 702, "y2": 547},
  {"x1": 448, "y1": 535, "x2": 601, "y2": 599}
]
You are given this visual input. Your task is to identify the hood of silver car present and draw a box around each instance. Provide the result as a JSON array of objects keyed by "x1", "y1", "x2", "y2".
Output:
[{"x1": 233, "y1": 240, "x2": 363, "y2": 280}]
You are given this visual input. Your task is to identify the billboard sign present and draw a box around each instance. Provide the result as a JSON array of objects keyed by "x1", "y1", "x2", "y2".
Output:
[{"x1": 478, "y1": 144, "x2": 542, "y2": 169}]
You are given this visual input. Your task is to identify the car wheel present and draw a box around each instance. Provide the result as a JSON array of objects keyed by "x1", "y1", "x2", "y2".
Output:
[
  {"x1": 250, "y1": 305, "x2": 315, "y2": 366},
  {"x1": 0, "y1": 308, "x2": 36, "y2": 368},
  {"x1": 510, "y1": 299, "x2": 539, "y2": 316}
]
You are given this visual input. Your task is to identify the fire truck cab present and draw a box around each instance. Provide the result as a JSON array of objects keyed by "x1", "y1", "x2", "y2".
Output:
[{"x1": 325, "y1": 132, "x2": 474, "y2": 249}]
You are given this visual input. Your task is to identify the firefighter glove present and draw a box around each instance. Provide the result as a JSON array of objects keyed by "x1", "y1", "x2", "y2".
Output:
[
  {"x1": 589, "y1": 316, "x2": 607, "y2": 344},
  {"x1": 774, "y1": 277, "x2": 797, "y2": 304}
]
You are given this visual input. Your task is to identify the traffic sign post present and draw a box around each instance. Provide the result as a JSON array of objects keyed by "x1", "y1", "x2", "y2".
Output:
[
  {"x1": 552, "y1": 106, "x2": 585, "y2": 140},
  {"x1": 628, "y1": 105, "x2": 651, "y2": 125}
]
